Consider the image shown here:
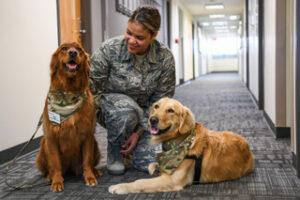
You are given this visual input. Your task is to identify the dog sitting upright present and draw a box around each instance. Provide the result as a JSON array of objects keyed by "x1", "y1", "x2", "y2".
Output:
[
  {"x1": 109, "y1": 97, "x2": 254, "y2": 194},
  {"x1": 36, "y1": 43, "x2": 101, "y2": 192}
]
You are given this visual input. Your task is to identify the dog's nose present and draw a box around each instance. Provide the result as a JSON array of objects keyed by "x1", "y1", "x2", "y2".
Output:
[
  {"x1": 69, "y1": 50, "x2": 78, "y2": 58},
  {"x1": 150, "y1": 117, "x2": 159, "y2": 126}
]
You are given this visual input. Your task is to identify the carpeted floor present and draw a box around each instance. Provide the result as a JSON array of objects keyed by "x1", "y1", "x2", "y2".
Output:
[{"x1": 1, "y1": 73, "x2": 300, "y2": 199}]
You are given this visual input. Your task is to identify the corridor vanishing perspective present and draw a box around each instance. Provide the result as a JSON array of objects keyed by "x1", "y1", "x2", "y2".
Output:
[{"x1": 1, "y1": 73, "x2": 299, "y2": 199}]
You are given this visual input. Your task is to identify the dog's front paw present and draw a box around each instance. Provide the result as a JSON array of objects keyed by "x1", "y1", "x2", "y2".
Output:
[
  {"x1": 109, "y1": 184, "x2": 129, "y2": 194},
  {"x1": 148, "y1": 162, "x2": 158, "y2": 175},
  {"x1": 51, "y1": 181, "x2": 64, "y2": 192},
  {"x1": 85, "y1": 176, "x2": 98, "y2": 186}
]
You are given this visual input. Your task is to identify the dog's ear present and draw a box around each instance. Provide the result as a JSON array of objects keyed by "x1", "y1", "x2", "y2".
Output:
[
  {"x1": 50, "y1": 50, "x2": 59, "y2": 78},
  {"x1": 179, "y1": 106, "x2": 195, "y2": 134},
  {"x1": 83, "y1": 52, "x2": 91, "y2": 77}
]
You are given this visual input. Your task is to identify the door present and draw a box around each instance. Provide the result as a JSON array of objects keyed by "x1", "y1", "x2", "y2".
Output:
[{"x1": 58, "y1": 0, "x2": 82, "y2": 45}]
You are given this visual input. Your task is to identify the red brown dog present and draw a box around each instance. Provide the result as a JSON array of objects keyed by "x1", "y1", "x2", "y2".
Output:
[{"x1": 36, "y1": 43, "x2": 101, "y2": 192}]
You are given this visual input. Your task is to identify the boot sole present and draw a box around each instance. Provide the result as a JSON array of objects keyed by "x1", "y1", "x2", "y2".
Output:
[{"x1": 107, "y1": 168, "x2": 125, "y2": 175}]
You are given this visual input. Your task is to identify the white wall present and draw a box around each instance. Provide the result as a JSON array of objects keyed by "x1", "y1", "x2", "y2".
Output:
[
  {"x1": 285, "y1": 0, "x2": 296, "y2": 153},
  {"x1": 182, "y1": 9, "x2": 194, "y2": 81},
  {"x1": 170, "y1": 0, "x2": 180, "y2": 85},
  {"x1": 105, "y1": 0, "x2": 128, "y2": 39},
  {"x1": 207, "y1": 57, "x2": 238, "y2": 72},
  {"x1": 170, "y1": 0, "x2": 194, "y2": 84},
  {"x1": 264, "y1": 0, "x2": 276, "y2": 123},
  {"x1": 90, "y1": 0, "x2": 103, "y2": 53},
  {"x1": 286, "y1": 0, "x2": 296, "y2": 154},
  {"x1": 0, "y1": 0, "x2": 58, "y2": 151},
  {"x1": 193, "y1": 22, "x2": 200, "y2": 77},
  {"x1": 264, "y1": 0, "x2": 287, "y2": 127},
  {"x1": 248, "y1": 0, "x2": 259, "y2": 100},
  {"x1": 240, "y1": 0, "x2": 247, "y2": 84},
  {"x1": 289, "y1": 0, "x2": 297, "y2": 155},
  {"x1": 198, "y1": 28, "x2": 208, "y2": 75}
]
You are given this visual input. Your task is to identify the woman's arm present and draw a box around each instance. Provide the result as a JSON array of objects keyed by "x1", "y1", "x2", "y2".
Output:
[
  {"x1": 89, "y1": 44, "x2": 110, "y2": 104},
  {"x1": 149, "y1": 51, "x2": 176, "y2": 105}
]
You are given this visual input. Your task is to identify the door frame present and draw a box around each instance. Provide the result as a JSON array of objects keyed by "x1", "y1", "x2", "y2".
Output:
[
  {"x1": 178, "y1": 8, "x2": 184, "y2": 84},
  {"x1": 296, "y1": 0, "x2": 300, "y2": 178},
  {"x1": 258, "y1": 0, "x2": 264, "y2": 110},
  {"x1": 246, "y1": 0, "x2": 264, "y2": 109},
  {"x1": 80, "y1": 0, "x2": 92, "y2": 53},
  {"x1": 245, "y1": 0, "x2": 249, "y2": 88},
  {"x1": 57, "y1": 0, "x2": 81, "y2": 45}
]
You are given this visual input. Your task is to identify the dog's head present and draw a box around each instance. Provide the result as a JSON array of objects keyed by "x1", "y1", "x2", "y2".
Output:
[
  {"x1": 148, "y1": 97, "x2": 195, "y2": 141},
  {"x1": 50, "y1": 42, "x2": 90, "y2": 80}
]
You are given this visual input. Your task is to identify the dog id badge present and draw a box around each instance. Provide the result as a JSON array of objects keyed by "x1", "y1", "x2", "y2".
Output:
[
  {"x1": 48, "y1": 111, "x2": 61, "y2": 124},
  {"x1": 154, "y1": 143, "x2": 162, "y2": 153}
]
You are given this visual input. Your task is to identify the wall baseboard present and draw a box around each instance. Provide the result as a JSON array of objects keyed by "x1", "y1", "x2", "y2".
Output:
[
  {"x1": 179, "y1": 78, "x2": 184, "y2": 84},
  {"x1": 0, "y1": 136, "x2": 41, "y2": 165},
  {"x1": 209, "y1": 71, "x2": 238, "y2": 74},
  {"x1": 292, "y1": 151, "x2": 297, "y2": 169},
  {"x1": 263, "y1": 111, "x2": 290, "y2": 138}
]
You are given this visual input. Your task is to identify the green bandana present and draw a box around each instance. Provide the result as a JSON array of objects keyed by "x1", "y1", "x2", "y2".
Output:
[
  {"x1": 47, "y1": 91, "x2": 87, "y2": 124},
  {"x1": 157, "y1": 129, "x2": 195, "y2": 175}
]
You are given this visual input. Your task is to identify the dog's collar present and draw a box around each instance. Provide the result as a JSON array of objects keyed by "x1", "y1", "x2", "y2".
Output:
[
  {"x1": 157, "y1": 128, "x2": 195, "y2": 175},
  {"x1": 47, "y1": 90, "x2": 87, "y2": 124}
]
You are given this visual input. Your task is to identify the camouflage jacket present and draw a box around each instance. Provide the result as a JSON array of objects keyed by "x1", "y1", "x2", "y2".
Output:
[{"x1": 90, "y1": 36, "x2": 176, "y2": 110}]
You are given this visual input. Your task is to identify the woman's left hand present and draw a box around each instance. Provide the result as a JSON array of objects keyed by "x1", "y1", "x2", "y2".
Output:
[{"x1": 121, "y1": 132, "x2": 140, "y2": 155}]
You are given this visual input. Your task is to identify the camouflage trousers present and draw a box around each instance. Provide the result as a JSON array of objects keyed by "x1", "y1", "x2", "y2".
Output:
[{"x1": 96, "y1": 93, "x2": 156, "y2": 172}]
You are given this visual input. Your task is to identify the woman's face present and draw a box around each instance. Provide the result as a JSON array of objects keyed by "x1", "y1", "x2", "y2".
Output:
[{"x1": 125, "y1": 21, "x2": 156, "y2": 55}]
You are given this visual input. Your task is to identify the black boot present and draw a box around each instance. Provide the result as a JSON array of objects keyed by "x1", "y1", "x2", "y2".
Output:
[{"x1": 107, "y1": 142, "x2": 125, "y2": 175}]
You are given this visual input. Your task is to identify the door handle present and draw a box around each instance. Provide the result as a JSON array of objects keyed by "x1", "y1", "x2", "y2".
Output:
[{"x1": 80, "y1": 29, "x2": 87, "y2": 34}]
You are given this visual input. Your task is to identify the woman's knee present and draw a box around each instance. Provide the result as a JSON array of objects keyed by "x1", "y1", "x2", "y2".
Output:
[{"x1": 99, "y1": 94, "x2": 143, "y2": 126}]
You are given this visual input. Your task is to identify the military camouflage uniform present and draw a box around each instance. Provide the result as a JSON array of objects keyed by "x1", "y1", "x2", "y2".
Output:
[{"x1": 90, "y1": 36, "x2": 175, "y2": 172}]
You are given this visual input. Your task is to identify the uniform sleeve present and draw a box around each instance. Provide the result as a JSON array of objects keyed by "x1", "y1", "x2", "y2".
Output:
[
  {"x1": 149, "y1": 51, "x2": 176, "y2": 105},
  {"x1": 89, "y1": 43, "x2": 110, "y2": 106}
]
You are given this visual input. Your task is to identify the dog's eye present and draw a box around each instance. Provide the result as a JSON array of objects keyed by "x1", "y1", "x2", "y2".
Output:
[
  {"x1": 61, "y1": 46, "x2": 68, "y2": 51},
  {"x1": 154, "y1": 104, "x2": 159, "y2": 109},
  {"x1": 167, "y1": 108, "x2": 174, "y2": 113}
]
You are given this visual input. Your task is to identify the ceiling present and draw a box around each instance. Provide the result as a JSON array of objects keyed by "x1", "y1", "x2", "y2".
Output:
[{"x1": 179, "y1": 0, "x2": 245, "y2": 36}]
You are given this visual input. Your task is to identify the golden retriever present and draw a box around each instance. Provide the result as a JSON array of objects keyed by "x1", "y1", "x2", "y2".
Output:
[
  {"x1": 109, "y1": 97, "x2": 254, "y2": 194},
  {"x1": 36, "y1": 43, "x2": 101, "y2": 192}
]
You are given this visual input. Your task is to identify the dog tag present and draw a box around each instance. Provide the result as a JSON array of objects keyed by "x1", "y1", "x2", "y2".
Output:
[
  {"x1": 154, "y1": 143, "x2": 162, "y2": 153},
  {"x1": 48, "y1": 111, "x2": 61, "y2": 124}
]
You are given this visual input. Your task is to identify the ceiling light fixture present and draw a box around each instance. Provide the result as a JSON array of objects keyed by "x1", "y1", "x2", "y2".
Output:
[
  {"x1": 205, "y1": 3, "x2": 224, "y2": 10},
  {"x1": 202, "y1": 22, "x2": 210, "y2": 26},
  {"x1": 214, "y1": 26, "x2": 228, "y2": 30},
  {"x1": 209, "y1": 14, "x2": 225, "y2": 19},
  {"x1": 229, "y1": 15, "x2": 240, "y2": 20},
  {"x1": 212, "y1": 21, "x2": 227, "y2": 26}
]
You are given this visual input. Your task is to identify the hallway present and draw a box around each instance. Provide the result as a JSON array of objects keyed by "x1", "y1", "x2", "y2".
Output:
[{"x1": 1, "y1": 73, "x2": 299, "y2": 199}]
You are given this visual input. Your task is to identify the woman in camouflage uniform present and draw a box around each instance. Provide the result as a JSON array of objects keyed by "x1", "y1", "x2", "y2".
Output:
[{"x1": 90, "y1": 6, "x2": 175, "y2": 175}]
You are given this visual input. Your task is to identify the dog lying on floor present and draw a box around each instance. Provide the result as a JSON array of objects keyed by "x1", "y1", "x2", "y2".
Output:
[
  {"x1": 36, "y1": 43, "x2": 101, "y2": 192},
  {"x1": 109, "y1": 97, "x2": 254, "y2": 194}
]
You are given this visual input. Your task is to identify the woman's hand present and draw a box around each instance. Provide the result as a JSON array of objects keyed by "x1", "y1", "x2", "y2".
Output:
[{"x1": 121, "y1": 132, "x2": 140, "y2": 155}]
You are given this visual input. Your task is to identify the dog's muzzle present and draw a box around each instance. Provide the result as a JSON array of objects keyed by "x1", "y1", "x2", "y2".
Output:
[
  {"x1": 64, "y1": 50, "x2": 80, "y2": 72},
  {"x1": 149, "y1": 116, "x2": 171, "y2": 135}
]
